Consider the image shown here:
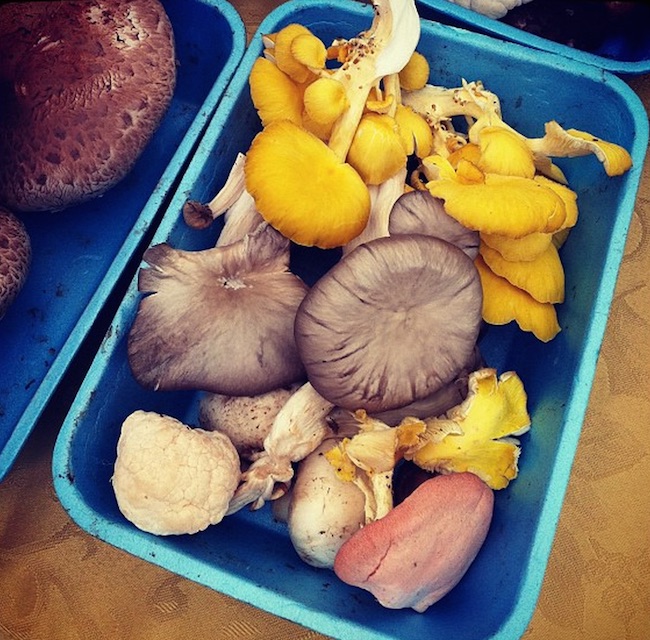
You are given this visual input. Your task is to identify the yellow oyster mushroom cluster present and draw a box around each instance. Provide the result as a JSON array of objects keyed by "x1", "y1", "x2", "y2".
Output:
[
  {"x1": 399, "y1": 82, "x2": 632, "y2": 342},
  {"x1": 244, "y1": 0, "x2": 433, "y2": 249},
  {"x1": 405, "y1": 368, "x2": 531, "y2": 490}
]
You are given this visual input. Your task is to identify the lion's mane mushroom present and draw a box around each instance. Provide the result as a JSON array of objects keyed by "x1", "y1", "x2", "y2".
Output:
[
  {"x1": 127, "y1": 223, "x2": 308, "y2": 396},
  {"x1": 112, "y1": 410, "x2": 241, "y2": 536},
  {"x1": 0, "y1": 206, "x2": 31, "y2": 318},
  {"x1": 0, "y1": 0, "x2": 177, "y2": 212},
  {"x1": 294, "y1": 234, "x2": 483, "y2": 413}
]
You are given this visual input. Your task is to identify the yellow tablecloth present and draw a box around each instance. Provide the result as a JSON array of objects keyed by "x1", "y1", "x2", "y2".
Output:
[{"x1": 1, "y1": 3, "x2": 649, "y2": 638}]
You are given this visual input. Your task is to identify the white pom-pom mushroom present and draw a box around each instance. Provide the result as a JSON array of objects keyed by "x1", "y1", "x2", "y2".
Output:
[
  {"x1": 294, "y1": 234, "x2": 483, "y2": 413},
  {"x1": 0, "y1": 0, "x2": 177, "y2": 212},
  {"x1": 112, "y1": 410, "x2": 241, "y2": 536},
  {"x1": 0, "y1": 206, "x2": 31, "y2": 318}
]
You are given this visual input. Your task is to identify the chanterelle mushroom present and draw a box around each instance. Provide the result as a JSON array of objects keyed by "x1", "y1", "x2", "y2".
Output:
[
  {"x1": 0, "y1": 206, "x2": 31, "y2": 319},
  {"x1": 294, "y1": 234, "x2": 483, "y2": 413},
  {"x1": 0, "y1": 0, "x2": 177, "y2": 212},
  {"x1": 127, "y1": 222, "x2": 308, "y2": 396},
  {"x1": 112, "y1": 410, "x2": 241, "y2": 536}
]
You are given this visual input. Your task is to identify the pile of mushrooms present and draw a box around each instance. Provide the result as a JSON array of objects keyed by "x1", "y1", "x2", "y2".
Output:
[{"x1": 114, "y1": 0, "x2": 633, "y2": 612}]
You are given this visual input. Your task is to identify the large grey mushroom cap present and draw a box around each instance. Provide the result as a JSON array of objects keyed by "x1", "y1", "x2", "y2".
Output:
[
  {"x1": 0, "y1": 0, "x2": 176, "y2": 212},
  {"x1": 0, "y1": 207, "x2": 31, "y2": 319},
  {"x1": 294, "y1": 234, "x2": 483, "y2": 413},
  {"x1": 389, "y1": 190, "x2": 480, "y2": 259},
  {"x1": 128, "y1": 223, "x2": 309, "y2": 397}
]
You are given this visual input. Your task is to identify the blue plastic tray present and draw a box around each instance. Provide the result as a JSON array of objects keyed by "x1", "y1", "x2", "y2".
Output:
[
  {"x1": 0, "y1": 0, "x2": 246, "y2": 481},
  {"x1": 416, "y1": 0, "x2": 650, "y2": 75},
  {"x1": 52, "y1": 1, "x2": 648, "y2": 638}
]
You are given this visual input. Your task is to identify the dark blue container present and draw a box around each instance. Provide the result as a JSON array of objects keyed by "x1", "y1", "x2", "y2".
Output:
[
  {"x1": 416, "y1": 0, "x2": 650, "y2": 75},
  {"x1": 0, "y1": 0, "x2": 246, "y2": 481},
  {"x1": 52, "y1": 1, "x2": 648, "y2": 638}
]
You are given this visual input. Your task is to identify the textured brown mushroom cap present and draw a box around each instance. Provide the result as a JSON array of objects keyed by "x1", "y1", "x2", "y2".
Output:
[
  {"x1": 294, "y1": 235, "x2": 483, "y2": 413},
  {"x1": 0, "y1": 206, "x2": 31, "y2": 318},
  {"x1": 389, "y1": 190, "x2": 480, "y2": 259},
  {"x1": 0, "y1": 0, "x2": 176, "y2": 212}
]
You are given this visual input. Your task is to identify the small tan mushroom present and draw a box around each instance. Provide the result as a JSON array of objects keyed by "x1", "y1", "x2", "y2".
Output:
[{"x1": 198, "y1": 384, "x2": 301, "y2": 461}]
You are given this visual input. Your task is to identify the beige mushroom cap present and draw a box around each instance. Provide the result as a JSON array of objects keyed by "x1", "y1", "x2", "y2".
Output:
[{"x1": 0, "y1": 0, "x2": 177, "y2": 212}]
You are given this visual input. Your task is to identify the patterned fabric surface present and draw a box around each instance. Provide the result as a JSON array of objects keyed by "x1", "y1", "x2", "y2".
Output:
[{"x1": 1, "y1": 5, "x2": 649, "y2": 637}]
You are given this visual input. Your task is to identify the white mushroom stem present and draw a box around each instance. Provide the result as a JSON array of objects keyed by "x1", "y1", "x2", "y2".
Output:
[
  {"x1": 203, "y1": 152, "x2": 247, "y2": 217},
  {"x1": 226, "y1": 382, "x2": 335, "y2": 514},
  {"x1": 182, "y1": 151, "x2": 264, "y2": 246},
  {"x1": 342, "y1": 166, "x2": 407, "y2": 255},
  {"x1": 326, "y1": 0, "x2": 420, "y2": 161},
  {"x1": 215, "y1": 188, "x2": 263, "y2": 247}
]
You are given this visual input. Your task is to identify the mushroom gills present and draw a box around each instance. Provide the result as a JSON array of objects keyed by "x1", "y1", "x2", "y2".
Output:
[{"x1": 294, "y1": 234, "x2": 483, "y2": 413}]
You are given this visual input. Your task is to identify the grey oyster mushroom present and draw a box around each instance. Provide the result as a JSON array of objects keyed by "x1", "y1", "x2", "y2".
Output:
[
  {"x1": 127, "y1": 222, "x2": 309, "y2": 396},
  {"x1": 112, "y1": 410, "x2": 241, "y2": 536},
  {"x1": 388, "y1": 189, "x2": 480, "y2": 259},
  {"x1": 0, "y1": 207, "x2": 31, "y2": 319},
  {"x1": 0, "y1": 0, "x2": 176, "y2": 212},
  {"x1": 294, "y1": 234, "x2": 483, "y2": 413},
  {"x1": 198, "y1": 383, "x2": 302, "y2": 461}
]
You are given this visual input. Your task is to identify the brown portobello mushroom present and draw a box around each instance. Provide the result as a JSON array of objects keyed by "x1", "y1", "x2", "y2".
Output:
[
  {"x1": 0, "y1": 0, "x2": 176, "y2": 212},
  {"x1": 294, "y1": 234, "x2": 483, "y2": 413},
  {"x1": 0, "y1": 207, "x2": 31, "y2": 318},
  {"x1": 127, "y1": 223, "x2": 309, "y2": 396}
]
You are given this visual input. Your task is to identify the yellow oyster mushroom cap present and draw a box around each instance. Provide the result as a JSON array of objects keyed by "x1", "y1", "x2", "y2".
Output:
[
  {"x1": 406, "y1": 368, "x2": 530, "y2": 490},
  {"x1": 301, "y1": 109, "x2": 334, "y2": 141},
  {"x1": 347, "y1": 113, "x2": 407, "y2": 185},
  {"x1": 475, "y1": 254, "x2": 561, "y2": 342},
  {"x1": 244, "y1": 120, "x2": 370, "y2": 249},
  {"x1": 303, "y1": 77, "x2": 349, "y2": 126},
  {"x1": 290, "y1": 32, "x2": 328, "y2": 70},
  {"x1": 398, "y1": 50, "x2": 430, "y2": 91},
  {"x1": 480, "y1": 231, "x2": 553, "y2": 262},
  {"x1": 395, "y1": 104, "x2": 434, "y2": 158},
  {"x1": 566, "y1": 128, "x2": 633, "y2": 176},
  {"x1": 448, "y1": 142, "x2": 482, "y2": 168},
  {"x1": 528, "y1": 121, "x2": 632, "y2": 177},
  {"x1": 534, "y1": 174, "x2": 578, "y2": 230},
  {"x1": 273, "y1": 23, "x2": 317, "y2": 84},
  {"x1": 477, "y1": 126, "x2": 536, "y2": 179},
  {"x1": 479, "y1": 241, "x2": 565, "y2": 304},
  {"x1": 249, "y1": 57, "x2": 303, "y2": 127},
  {"x1": 426, "y1": 171, "x2": 567, "y2": 238}
]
